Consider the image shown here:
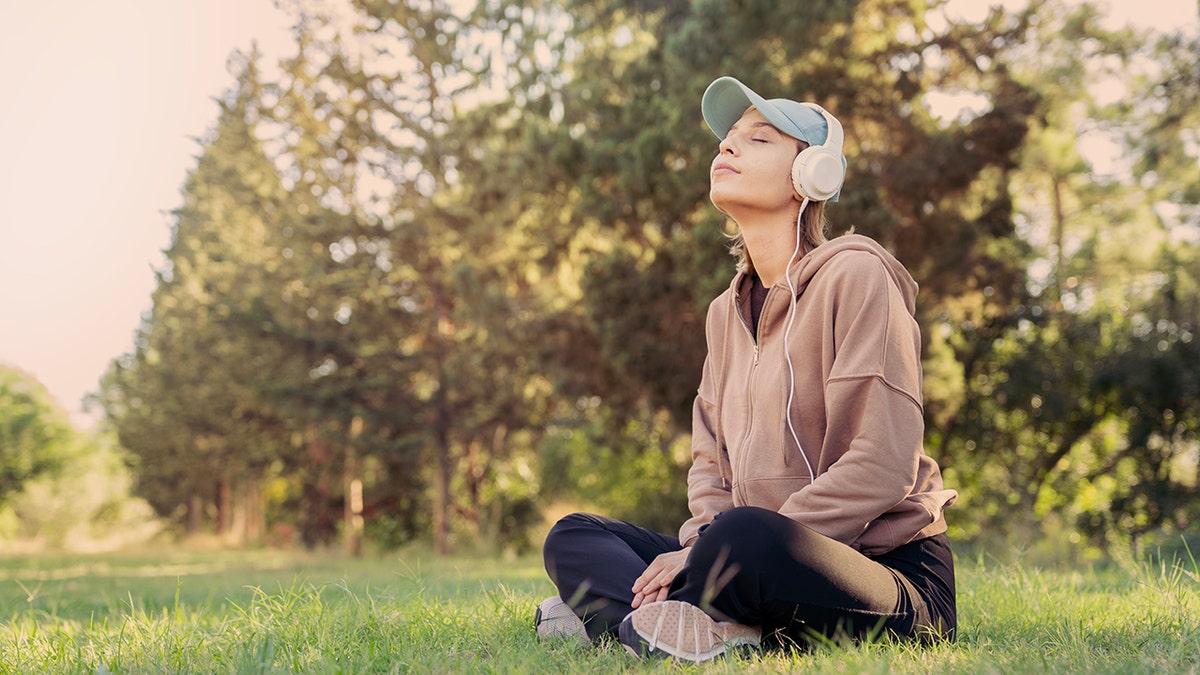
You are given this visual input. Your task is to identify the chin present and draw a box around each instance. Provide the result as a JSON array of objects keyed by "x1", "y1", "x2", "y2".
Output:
[{"x1": 709, "y1": 189, "x2": 737, "y2": 215}]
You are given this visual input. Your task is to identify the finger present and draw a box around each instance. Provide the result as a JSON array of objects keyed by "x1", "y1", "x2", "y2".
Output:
[
  {"x1": 653, "y1": 567, "x2": 677, "y2": 588},
  {"x1": 638, "y1": 585, "x2": 667, "y2": 606},
  {"x1": 632, "y1": 571, "x2": 653, "y2": 593},
  {"x1": 632, "y1": 588, "x2": 654, "y2": 609},
  {"x1": 632, "y1": 564, "x2": 661, "y2": 593},
  {"x1": 633, "y1": 571, "x2": 662, "y2": 593}
]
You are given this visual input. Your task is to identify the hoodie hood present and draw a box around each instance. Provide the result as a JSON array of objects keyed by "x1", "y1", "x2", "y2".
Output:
[
  {"x1": 786, "y1": 234, "x2": 918, "y2": 314},
  {"x1": 731, "y1": 233, "x2": 918, "y2": 317}
]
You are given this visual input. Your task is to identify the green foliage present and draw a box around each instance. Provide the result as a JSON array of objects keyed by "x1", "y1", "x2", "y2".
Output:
[
  {"x1": 932, "y1": 2, "x2": 1200, "y2": 547},
  {"x1": 538, "y1": 400, "x2": 691, "y2": 534},
  {"x1": 0, "y1": 367, "x2": 71, "y2": 507},
  {"x1": 0, "y1": 368, "x2": 153, "y2": 550},
  {"x1": 0, "y1": 431, "x2": 158, "y2": 550}
]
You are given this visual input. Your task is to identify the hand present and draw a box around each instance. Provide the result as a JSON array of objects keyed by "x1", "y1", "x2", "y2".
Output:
[{"x1": 631, "y1": 549, "x2": 690, "y2": 608}]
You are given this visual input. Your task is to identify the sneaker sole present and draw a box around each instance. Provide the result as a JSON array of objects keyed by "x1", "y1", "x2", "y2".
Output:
[
  {"x1": 535, "y1": 597, "x2": 589, "y2": 643},
  {"x1": 619, "y1": 600, "x2": 757, "y2": 662}
]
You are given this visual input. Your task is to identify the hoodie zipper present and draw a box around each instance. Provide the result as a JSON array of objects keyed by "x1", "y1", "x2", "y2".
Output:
[{"x1": 734, "y1": 291, "x2": 763, "y2": 506}]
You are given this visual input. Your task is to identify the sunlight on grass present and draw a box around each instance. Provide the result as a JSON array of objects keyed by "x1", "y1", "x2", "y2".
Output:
[{"x1": 1, "y1": 548, "x2": 1198, "y2": 673}]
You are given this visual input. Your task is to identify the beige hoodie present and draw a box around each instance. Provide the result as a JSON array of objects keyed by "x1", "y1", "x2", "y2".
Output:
[{"x1": 680, "y1": 234, "x2": 957, "y2": 555}]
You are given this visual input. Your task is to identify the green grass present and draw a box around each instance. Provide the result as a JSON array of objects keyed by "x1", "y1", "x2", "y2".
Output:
[{"x1": 1, "y1": 547, "x2": 1198, "y2": 673}]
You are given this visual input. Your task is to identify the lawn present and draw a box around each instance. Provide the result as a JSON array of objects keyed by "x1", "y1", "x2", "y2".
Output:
[{"x1": 1, "y1": 546, "x2": 1198, "y2": 673}]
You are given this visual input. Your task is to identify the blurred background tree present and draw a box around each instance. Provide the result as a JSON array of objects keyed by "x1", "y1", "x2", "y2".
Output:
[
  {"x1": 11, "y1": 0, "x2": 1182, "y2": 558},
  {"x1": 1, "y1": 366, "x2": 72, "y2": 507},
  {"x1": 933, "y1": 1, "x2": 1200, "y2": 552},
  {"x1": 1, "y1": 366, "x2": 155, "y2": 551}
]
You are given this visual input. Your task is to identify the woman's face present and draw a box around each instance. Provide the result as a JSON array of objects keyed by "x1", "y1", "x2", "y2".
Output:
[{"x1": 709, "y1": 107, "x2": 802, "y2": 219}]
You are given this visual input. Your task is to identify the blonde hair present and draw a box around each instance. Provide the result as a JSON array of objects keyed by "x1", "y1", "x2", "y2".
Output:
[{"x1": 725, "y1": 199, "x2": 828, "y2": 275}]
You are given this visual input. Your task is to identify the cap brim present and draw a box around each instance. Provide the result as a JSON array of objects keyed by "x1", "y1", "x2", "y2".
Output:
[{"x1": 702, "y1": 77, "x2": 806, "y2": 143}]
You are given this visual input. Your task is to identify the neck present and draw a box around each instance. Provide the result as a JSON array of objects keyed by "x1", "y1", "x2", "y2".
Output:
[{"x1": 739, "y1": 212, "x2": 802, "y2": 287}]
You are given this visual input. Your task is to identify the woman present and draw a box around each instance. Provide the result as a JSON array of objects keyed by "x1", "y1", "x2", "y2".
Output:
[{"x1": 535, "y1": 76, "x2": 958, "y2": 663}]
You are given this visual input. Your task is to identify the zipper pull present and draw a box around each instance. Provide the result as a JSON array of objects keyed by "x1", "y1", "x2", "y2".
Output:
[{"x1": 753, "y1": 344, "x2": 759, "y2": 366}]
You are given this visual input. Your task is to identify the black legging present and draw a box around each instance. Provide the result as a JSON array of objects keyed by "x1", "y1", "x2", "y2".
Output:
[{"x1": 542, "y1": 506, "x2": 956, "y2": 647}]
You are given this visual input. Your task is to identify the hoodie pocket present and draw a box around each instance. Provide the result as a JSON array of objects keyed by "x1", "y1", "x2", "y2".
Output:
[{"x1": 735, "y1": 475, "x2": 813, "y2": 511}]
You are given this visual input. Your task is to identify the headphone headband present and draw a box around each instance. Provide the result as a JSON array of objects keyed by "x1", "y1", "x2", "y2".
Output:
[
  {"x1": 791, "y1": 103, "x2": 845, "y2": 202},
  {"x1": 798, "y1": 102, "x2": 844, "y2": 155}
]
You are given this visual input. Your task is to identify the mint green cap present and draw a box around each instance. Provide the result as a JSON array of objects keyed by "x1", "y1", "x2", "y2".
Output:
[{"x1": 702, "y1": 76, "x2": 845, "y2": 201}]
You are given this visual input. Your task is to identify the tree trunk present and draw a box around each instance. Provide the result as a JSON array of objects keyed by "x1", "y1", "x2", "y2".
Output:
[
  {"x1": 230, "y1": 479, "x2": 263, "y2": 545},
  {"x1": 216, "y1": 476, "x2": 232, "y2": 537},
  {"x1": 433, "y1": 395, "x2": 452, "y2": 556},
  {"x1": 344, "y1": 416, "x2": 364, "y2": 557},
  {"x1": 244, "y1": 479, "x2": 264, "y2": 543},
  {"x1": 431, "y1": 280, "x2": 453, "y2": 556},
  {"x1": 187, "y1": 494, "x2": 203, "y2": 535}
]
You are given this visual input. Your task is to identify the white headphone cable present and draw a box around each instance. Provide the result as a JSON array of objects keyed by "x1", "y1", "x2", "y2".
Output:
[{"x1": 782, "y1": 198, "x2": 815, "y2": 482}]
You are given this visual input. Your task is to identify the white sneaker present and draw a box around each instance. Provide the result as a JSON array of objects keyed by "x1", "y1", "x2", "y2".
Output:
[
  {"x1": 534, "y1": 596, "x2": 589, "y2": 644},
  {"x1": 619, "y1": 600, "x2": 760, "y2": 662}
]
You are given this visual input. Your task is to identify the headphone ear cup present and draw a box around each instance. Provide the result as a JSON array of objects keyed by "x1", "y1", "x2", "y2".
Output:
[{"x1": 791, "y1": 146, "x2": 845, "y2": 202}]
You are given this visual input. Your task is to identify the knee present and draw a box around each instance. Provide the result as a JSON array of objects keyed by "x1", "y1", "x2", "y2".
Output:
[
  {"x1": 542, "y1": 512, "x2": 615, "y2": 588},
  {"x1": 700, "y1": 506, "x2": 777, "y2": 541},
  {"x1": 543, "y1": 512, "x2": 600, "y2": 557},
  {"x1": 696, "y1": 506, "x2": 835, "y2": 571},
  {"x1": 691, "y1": 506, "x2": 798, "y2": 566}
]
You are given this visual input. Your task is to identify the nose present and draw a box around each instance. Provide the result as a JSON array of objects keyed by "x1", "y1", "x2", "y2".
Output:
[{"x1": 718, "y1": 134, "x2": 736, "y2": 155}]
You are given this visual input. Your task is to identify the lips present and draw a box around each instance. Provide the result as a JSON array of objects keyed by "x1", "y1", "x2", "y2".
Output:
[{"x1": 712, "y1": 161, "x2": 739, "y2": 176}]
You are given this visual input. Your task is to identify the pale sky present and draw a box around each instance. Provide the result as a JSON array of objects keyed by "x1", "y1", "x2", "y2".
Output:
[
  {"x1": 0, "y1": 0, "x2": 1196, "y2": 430},
  {"x1": 0, "y1": 1, "x2": 294, "y2": 427}
]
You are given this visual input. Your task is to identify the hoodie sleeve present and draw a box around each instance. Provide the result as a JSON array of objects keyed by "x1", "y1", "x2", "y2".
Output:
[
  {"x1": 679, "y1": 297, "x2": 735, "y2": 547},
  {"x1": 776, "y1": 251, "x2": 927, "y2": 547},
  {"x1": 679, "y1": 385, "x2": 732, "y2": 546}
]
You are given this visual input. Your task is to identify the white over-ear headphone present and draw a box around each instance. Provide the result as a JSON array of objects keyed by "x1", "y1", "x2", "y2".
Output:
[{"x1": 790, "y1": 103, "x2": 845, "y2": 202}]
